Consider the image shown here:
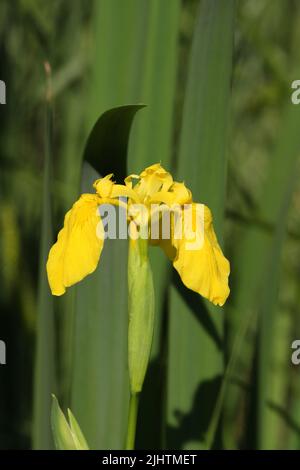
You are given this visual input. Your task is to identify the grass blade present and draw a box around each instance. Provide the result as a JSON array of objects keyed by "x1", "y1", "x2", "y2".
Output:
[{"x1": 32, "y1": 66, "x2": 56, "y2": 449}]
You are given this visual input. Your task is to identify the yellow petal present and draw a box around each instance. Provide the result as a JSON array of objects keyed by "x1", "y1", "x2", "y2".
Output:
[
  {"x1": 124, "y1": 174, "x2": 140, "y2": 189},
  {"x1": 46, "y1": 194, "x2": 104, "y2": 296},
  {"x1": 149, "y1": 207, "x2": 177, "y2": 259},
  {"x1": 169, "y1": 182, "x2": 192, "y2": 205},
  {"x1": 110, "y1": 184, "x2": 141, "y2": 203},
  {"x1": 136, "y1": 163, "x2": 174, "y2": 199},
  {"x1": 149, "y1": 182, "x2": 192, "y2": 206},
  {"x1": 93, "y1": 174, "x2": 115, "y2": 198},
  {"x1": 169, "y1": 204, "x2": 230, "y2": 306}
]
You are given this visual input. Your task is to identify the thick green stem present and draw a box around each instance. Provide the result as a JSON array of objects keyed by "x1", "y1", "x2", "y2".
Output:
[
  {"x1": 126, "y1": 231, "x2": 154, "y2": 449},
  {"x1": 127, "y1": 237, "x2": 155, "y2": 393},
  {"x1": 125, "y1": 393, "x2": 139, "y2": 450}
]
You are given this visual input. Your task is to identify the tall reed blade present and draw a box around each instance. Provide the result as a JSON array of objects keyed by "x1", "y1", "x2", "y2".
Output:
[
  {"x1": 256, "y1": 103, "x2": 300, "y2": 449},
  {"x1": 167, "y1": 0, "x2": 235, "y2": 449},
  {"x1": 33, "y1": 64, "x2": 56, "y2": 449}
]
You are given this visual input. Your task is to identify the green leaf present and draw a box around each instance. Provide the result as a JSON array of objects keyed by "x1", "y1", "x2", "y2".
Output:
[
  {"x1": 67, "y1": 409, "x2": 89, "y2": 450},
  {"x1": 83, "y1": 105, "x2": 145, "y2": 181},
  {"x1": 71, "y1": 105, "x2": 144, "y2": 449},
  {"x1": 204, "y1": 305, "x2": 253, "y2": 449},
  {"x1": 33, "y1": 94, "x2": 56, "y2": 450},
  {"x1": 167, "y1": 0, "x2": 235, "y2": 449},
  {"x1": 256, "y1": 104, "x2": 300, "y2": 449},
  {"x1": 51, "y1": 395, "x2": 89, "y2": 450},
  {"x1": 72, "y1": 0, "x2": 179, "y2": 450},
  {"x1": 123, "y1": 0, "x2": 180, "y2": 447},
  {"x1": 51, "y1": 395, "x2": 77, "y2": 450}
]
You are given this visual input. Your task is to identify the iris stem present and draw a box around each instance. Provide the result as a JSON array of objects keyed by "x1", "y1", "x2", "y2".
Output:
[{"x1": 125, "y1": 393, "x2": 139, "y2": 450}]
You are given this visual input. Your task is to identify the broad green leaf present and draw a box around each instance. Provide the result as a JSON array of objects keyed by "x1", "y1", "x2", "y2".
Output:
[
  {"x1": 256, "y1": 104, "x2": 300, "y2": 449},
  {"x1": 167, "y1": 0, "x2": 235, "y2": 449},
  {"x1": 83, "y1": 105, "x2": 145, "y2": 182},
  {"x1": 71, "y1": 106, "x2": 143, "y2": 449},
  {"x1": 72, "y1": 0, "x2": 180, "y2": 450},
  {"x1": 124, "y1": 0, "x2": 180, "y2": 447}
]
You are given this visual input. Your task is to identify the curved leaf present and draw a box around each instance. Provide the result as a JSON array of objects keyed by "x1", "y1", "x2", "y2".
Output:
[{"x1": 83, "y1": 104, "x2": 145, "y2": 180}]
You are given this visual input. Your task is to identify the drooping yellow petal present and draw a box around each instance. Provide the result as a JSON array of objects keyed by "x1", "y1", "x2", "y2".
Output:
[
  {"x1": 158, "y1": 203, "x2": 230, "y2": 306},
  {"x1": 46, "y1": 194, "x2": 104, "y2": 296}
]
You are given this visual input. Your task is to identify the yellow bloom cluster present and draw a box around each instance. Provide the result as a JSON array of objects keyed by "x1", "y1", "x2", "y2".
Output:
[{"x1": 47, "y1": 164, "x2": 230, "y2": 305}]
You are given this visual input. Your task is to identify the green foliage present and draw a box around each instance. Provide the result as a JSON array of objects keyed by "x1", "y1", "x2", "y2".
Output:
[
  {"x1": 167, "y1": 0, "x2": 235, "y2": 449},
  {"x1": 33, "y1": 93, "x2": 56, "y2": 450},
  {"x1": 1, "y1": 0, "x2": 300, "y2": 451},
  {"x1": 71, "y1": 105, "x2": 143, "y2": 449},
  {"x1": 51, "y1": 395, "x2": 89, "y2": 450}
]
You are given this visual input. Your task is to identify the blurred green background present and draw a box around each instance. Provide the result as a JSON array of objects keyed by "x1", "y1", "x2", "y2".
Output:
[{"x1": 1, "y1": 0, "x2": 300, "y2": 450}]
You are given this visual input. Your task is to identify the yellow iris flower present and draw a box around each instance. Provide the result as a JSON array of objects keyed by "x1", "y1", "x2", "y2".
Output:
[{"x1": 47, "y1": 163, "x2": 230, "y2": 306}]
